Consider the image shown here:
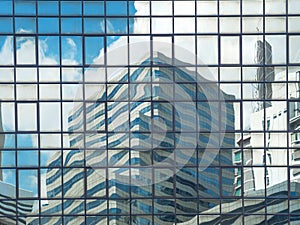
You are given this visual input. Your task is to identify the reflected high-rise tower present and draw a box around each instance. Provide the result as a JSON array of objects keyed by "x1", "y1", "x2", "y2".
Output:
[
  {"x1": 255, "y1": 40, "x2": 275, "y2": 110},
  {"x1": 0, "y1": 103, "x2": 4, "y2": 180},
  {"x1": 290, "y1": 71, "x2": 300, "y2": 177}
]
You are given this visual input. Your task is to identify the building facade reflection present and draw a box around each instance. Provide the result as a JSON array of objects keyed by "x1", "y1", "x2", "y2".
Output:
[{"x1": 27, "y1": 52, "x2": 235, "y2": 225}]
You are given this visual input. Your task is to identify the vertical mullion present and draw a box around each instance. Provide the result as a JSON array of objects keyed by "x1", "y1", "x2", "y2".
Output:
[
  {"x1": 217, "y1": 0, "x2": 222, "y2": 218},
  {"x1": 149, "y1": 1, "x2": 154, "y2": 224},
  {"x1": 171, "y1": 0, "x2": 176, "y2": 222},
  {"x1": 286, "y1": 0, "x2": 291, "y2": 223},
  {"x1": 194, "y1": 0, "x2": 200, "y2": 223},
  {"x1": 12, "y1": 0, "x2": 19, "y2": 223},
  {"x1": 35, "y1": 0, "x2": 41, "y2": 223},
  {"x1": 103, "y1": 1, "x2": 109, "y2": 225},
  {"x1": 262, "y1": 0, "x2": 268, "y2": 223},
  {"x1": 126, "y1": 1, "x2": 132, "y2": 224},
  {"x1": 240, "y1": 0, "x2": 245, "y2": 224},
  {"x1": 58, "y1": 1, "x2": 64, "y2": 224},
  {"x1": 80, "y1": 2, "x2": 87, "y2": 224}
]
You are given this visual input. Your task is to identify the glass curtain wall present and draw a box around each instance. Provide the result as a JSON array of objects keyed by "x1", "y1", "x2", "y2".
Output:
[{"x1": 0, "y1": 0, "x2": 299, "y2": 224}]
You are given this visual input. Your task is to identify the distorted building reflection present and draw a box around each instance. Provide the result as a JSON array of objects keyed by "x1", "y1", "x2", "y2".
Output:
[{"x1": 27, "y1": 52, "x2": 236, "y2": 224}]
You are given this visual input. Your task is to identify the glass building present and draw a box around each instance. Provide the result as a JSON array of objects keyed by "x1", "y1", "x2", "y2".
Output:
[
  {"x1": 0, "y1": 0, "x2": 299, "y2": 224},
  {"x1": 26, "y1": 51, "x2": 236, "y2": 224}
]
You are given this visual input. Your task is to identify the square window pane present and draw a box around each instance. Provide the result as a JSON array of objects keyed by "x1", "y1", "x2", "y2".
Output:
[
  {"x1": 16, "y1": 84, "x2": 37, "y2": 100},
  {"x1": 40, "y1": 84, "x2": 61, "y2": 101},
  {"x1": 174, "y1": 18, "x2": 195, "y2": 34},
  {"x1": 63, "y1": 84, "x2": 82, "y2": 100},
  {"x1": 152, "y1": 18, "x2": 172, "y2": 34},
  {"x1": 40, "y1": 103, "x2": 61, "y2": 132},
  {"x1": 108, "y1": 150, "x2": 129, "y2": 166},
  {"x1": 17, "y1": 103, "x2": 37, "y2": 131},
  {"x1": 0, "y1": 84, "x2": 14, "y2": 100},
  {"x1": 197, "y1": 18, "x2": 218, "y2": 34},
  {"x1": 242, "y1": 35, "x2": 258, "y2": 64},
  {"x1": 130, "y1": 83, "x2": 151, "y2": 101},
  {"x1": 16, "y1": 37, "x2": 36, "y2": 65},
  {"x1": 38, "y1": 1, "x2": 59, "y2": 16},
  {"x1": 220, "y1": 67, "x2": 241, "y2": 81},
  {"x1": 289, "y1": 17, "x2": 300, "y2": 32},
  {"x1": 221, "y1": 36, "x2": 240, "y2": 64},
  {"x1": 242, "y1": 0, "x2": 263, "y2": 15},
  {"x1": 84, "y1": 18, "x2": 104, "y2": 34},
  {"x1": 266, "y1": 0, "x2": 286, "y2": 14},
  {"x1": 107, "y1": 40, "x2": 128, "y2": 65},
  {"x1": 174, "y1": 1, "x2": 195, "y2": 15},
  {"x1": 242, "y1": 17, "x2": 263, "y2": 33},
  {"x1": 220, "y1": 0, "x2": 240, "y2": 15},
  {"x1": 62, "y1": 67, "x2": 82, "y2": 82},
  {"x1": 220, "y1": 17, "x2": 240, "y2": 33},
  {"x1": 107, "y1": 102, "x2": 129, "y2": 131},
  {"x1": 132, "y1": 1, "x2": 150, "y2": 15},
  {"x1": 130, "y1": 18, "x2": 150, "y2": 34},
  {"x1": 2, "y1": 150, "x2": 16, "y2": 167},
  {"x1": 64, "y1": 203, "x2": 85, "y2": 216},
  {"x1": 16, "y1": 67, "x2": 37, "y2": 82},
  {"x1": 129, "y1": 36, "x2": 151, "y2": 65},
  {"x1": 87, "y1": 169, "x2": 106, "y2": 197},
  {"x1": 84, "y1": 1, "x2": 104, "y2": 16},
  {"x1": 85, "y1": 37, "x2": 104, "y2": 65},
  {"x1": 220, "y1": 83, "x2": 241, "y2": 100},
  {"x1": 15, "y1": 0, "x2": 36, "y2": 16},
  {"x1": 0, "y1": 36, "x2": 14, "y2": 65},
  {"x1": 265, "y1": 17, "x2": 286, "y2": 33},
  {"x1": 61, "y1": 1, "x2": 82, "y2": 16},
  {"x1": 17, "y1": 150, "x2": 38, "y2": 167},
  {"x1": 84, "y1": 83, "x2": 104, "y2": 100},
  {"x1": 40, "y1": 151, "x2": 57, "y2": 167},
  {"x1": 63, "y1": 168, "x2": 84, "y2": 197},
  {"x1": 84, "y1": 67, "x2": 106, "y2": 82},
  {"x1": 197, "y1": 36, "x2": 218, "y2": 65},
  {"x1": 40, "y1": 134, "x2": 61, "y2": 149},
  {"x1": 265, "y1": 35, "x2": 286, "y2": 64},
  {"x1": 0, "y1": 1, "x2": 12, "y2": 15},
  {"x1": 61, "y1": 36, "x2": 82, "y2": 65},
  {"x1": 107, "y1": 18, "x2": 128, "y2": 34},
  {"x1": 289, "y1": 36, "x2": 300, "y2": 64},
  {"x1": 61, "y1": 18, "x2": 82, "y2": 34},
  {"x1": 153, "y1": 36, "x2": 172, "y2": 59},
  {"x1": 0, "y1": 68, "x2": 14, "y2": 82},
  {"x1": 2, "y1": 103, "x2": 15, "y2": 131},
  {"x1": 108, "y1": 133, "x2": 129, "y2": 148},
  {"x1": 86, "y1": 150, "x2": 107, "y2": 167},
  {"x1": 39, "y1": 68, "x2": 60, "y2": 82},
  {"x1": 38, "y1": 18, "x2": 59, "y2": 34},
  {"x1": 289, "y1": 0, "x2": 300, "y2": 14},
  {"x1": 0, "y1": 18, "x2": 13, "y2": 33},
  {"x1": 106, "y1": 1, "x2": 127, "y2": 16},
  {"x1": 39, "y1": 36, "x2": 60, "y2": 65},
  {"x1": 152, "y1": 1, "x2": 172, "y2": 15},
  {"x1": 18, "y1": 170, "x2": 37, "y2": 198},
  {"x1": 197, "y1": 1, "x2": 217, "y2": 15},
  {"x1": 85, "y1": 102, "x2": 105, "y2": 132},
  {"x1": 15, "y1": 18, "x2": 36, "y2": 34}
]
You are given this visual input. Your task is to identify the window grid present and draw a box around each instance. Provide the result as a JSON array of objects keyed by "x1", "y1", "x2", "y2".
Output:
[{"x1": 0, "y1": 0, "x2": 299, "y2": 225}]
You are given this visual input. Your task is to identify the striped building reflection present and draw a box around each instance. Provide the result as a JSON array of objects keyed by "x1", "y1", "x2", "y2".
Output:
[
  {"x1": 27, "y1": 52, "x2": 235, "y2": 225},
  {"x1": 179, "y1": 181, "x2": 300, "y2": 225}
]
